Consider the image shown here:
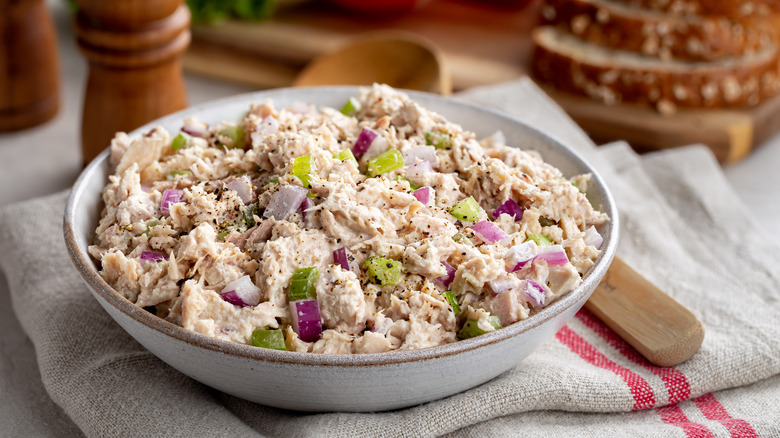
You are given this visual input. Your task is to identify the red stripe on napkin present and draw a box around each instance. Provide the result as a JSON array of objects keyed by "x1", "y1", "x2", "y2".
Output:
[
  {"x1": 693, "y1": 393, "x2": 758, "y2": 438},
  {"x1": 575, "y1": 309, "x2": 691, "y2": 403},
  {"x1": 556, "y1": 325, "x2": 656, "y2": 410},
  {"x1": 657, "y1": 405, "x2": 714, "y2": 438}
]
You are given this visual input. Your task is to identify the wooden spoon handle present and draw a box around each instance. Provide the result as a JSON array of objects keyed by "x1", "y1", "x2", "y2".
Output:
[{"x1": 584, "y1": 256, "x2": 704, "y2": 367}]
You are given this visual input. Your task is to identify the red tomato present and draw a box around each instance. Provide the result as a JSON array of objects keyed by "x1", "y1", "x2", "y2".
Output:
[{"x1": 329, "y1": 0, "x2": 422, "y2": 15}]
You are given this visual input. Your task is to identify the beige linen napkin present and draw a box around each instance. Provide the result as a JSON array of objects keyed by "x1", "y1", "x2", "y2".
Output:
[{"x1": 2, "y1": 78, "x2": 780, "y2": 437}]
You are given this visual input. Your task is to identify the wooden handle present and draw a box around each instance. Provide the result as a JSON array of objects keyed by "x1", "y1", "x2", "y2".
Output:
[{"x1": 585, "y1": 257, "x2": 704, "y2": 367}]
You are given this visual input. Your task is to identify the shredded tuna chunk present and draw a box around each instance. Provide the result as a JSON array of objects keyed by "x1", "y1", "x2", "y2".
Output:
[
  {"x1": 179, "y1": 281, "x2": 284, "y2": 343},
  {"x1": 316, "y1": 266, "x2": 367, "y2": 334}
]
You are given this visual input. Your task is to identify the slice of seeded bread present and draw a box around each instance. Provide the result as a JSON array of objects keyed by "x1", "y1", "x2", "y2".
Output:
[
  {"x1": 531, "y1": 26, "x2": 780, "y2": 113},
  {"x1": 609, "y1": 0, "x2": 778, "y2": 18},
  {"x1": 540, "y1": 0, "x2": 778, "y2": 61}
]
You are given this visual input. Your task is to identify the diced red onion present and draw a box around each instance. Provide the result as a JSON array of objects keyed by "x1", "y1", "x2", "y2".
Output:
[
  {"x1": 406, "y1": 161, "x2": 433, "y2": 180},
  {"x1": 299, "y1": 196, "x2": 314, "y2": 219},
  {"x1": 259, "y1": 115, "x2": 278, "y2": 133},
  {"x1": 524, "y1": 280, "x2": 546, "y2": 307},
  {"x1": 506, "y1": 241, "x2": 537, "y2": 272},
  {"x1": 535, "y1": 245, "x2": 569, "y2": 265},
  {"x1": 488, "y1": 276, "x2": 515, "y2": 294},
  {"x1": 250, "y1": 115, "x2": 279, "y2": 145},
  {"x1": 437, "y1": 261, "x2": 455, "y2": 287},
  {"x1": 141, "y1": 185, "x2": 151, "y2": 192},
  {"x1": 263, "y1": 185, "x2": 307, "y2": 220},
  {"x1": 219, "y1": 290, "x2": 245, "y2": 307},
  {"x1": 583, "y1": 226, "x2": 604, "y2": 249},
  {"x1": 225, "y1": 175, "x2": 253, "y2": 204},
  {"x1": 221, "y1": 277, "x2": 260, "y2": 307},
  {"x1": 352, "y1": 128, "x2": 378, "y2": 158},
  {"x1": 333, "y1": 246, "x2": 361, "y2": 277},
  {"x1": 160, "y1": 189, "x2": 183, "y2": 214},
  {"x1": 413, "y1": 186, "x2": 433, "y2": 206},
  {"x1": 181, "y1": 118, "x2": 208, "y2": 138},
  {"x1": 333, "y1": 246, "x2": 351, "y2": 271},
  {"x1": 220, "y1": 275, "x2": 261, "y2": 307},
  {"x1": 403, "y1": 145, "x2": 439, "y2": 168},
  {"x1": 140, "y1": 251, "x2": 166, "y2": 264},
  {"x1": 471, "y1": 220, "x2": 508, "y2": 244},
  {"x1": 492, "y1": 199, "x2": 523, "y2": 221},
  {"x1": 290, "y1": 299, "x2": 323, "y2": 342}
]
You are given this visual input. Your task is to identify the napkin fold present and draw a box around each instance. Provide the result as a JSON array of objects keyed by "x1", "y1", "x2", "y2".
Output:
[{"x1": 2, "y1": 78, "x2": 780, "y2": 437}]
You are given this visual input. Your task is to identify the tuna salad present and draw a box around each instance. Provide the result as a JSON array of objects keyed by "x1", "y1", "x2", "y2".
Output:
[{"x1": 89, "y1": 84, "x2": 609, "y2": 354}]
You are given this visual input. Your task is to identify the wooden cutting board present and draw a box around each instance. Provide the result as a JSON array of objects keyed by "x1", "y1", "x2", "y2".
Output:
[
  {"x1": 546, "y1": 89, "x2": 780, "y2": 163},
  {"x1": 183, "y1": 0, "x2": 780, "y2": 163}
]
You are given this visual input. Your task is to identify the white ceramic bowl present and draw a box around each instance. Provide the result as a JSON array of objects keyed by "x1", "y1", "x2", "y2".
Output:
[{"x1": 64, "y1": 87, "x2": 618, "y2": 412}]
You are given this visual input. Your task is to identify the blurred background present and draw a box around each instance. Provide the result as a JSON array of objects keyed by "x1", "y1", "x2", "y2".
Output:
[
  {"x1": 181, "y1": 0, "x2": 536, "y2": 91},
  {"x1": 0, "y1": 0, "x2": 778, "y2": 240}
]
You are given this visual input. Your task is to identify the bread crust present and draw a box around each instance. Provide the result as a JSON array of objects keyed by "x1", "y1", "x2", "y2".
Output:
[
  {"x1": 531, "y1": 27, "x2": 780, "y2": 112},
  {"x1": 540, "y1": 0, "x2": 778, "y2": 61}
]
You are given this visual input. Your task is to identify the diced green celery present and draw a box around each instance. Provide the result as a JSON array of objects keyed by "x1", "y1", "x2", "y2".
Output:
[
  {"x1": 171, "y1": 132, "x2": 188, "y2": 152},
  {"x1": 443, "y1": 291, "x2": 461, "y2": 314},
  {"x1": 217, "y1": 229, "x2": 232, "y2": 241},
  {"x1": 220, "y1": 125, "x2": 245, "y2": 149},
  {"x1": 457, "y1": 316, "x2": 501, "y2": 340},
  {"x1": 340, "y1": 97, "x2": 361, "y2": 116},
  {"x1": 289, "y1": 267, "x2": 319, "y2": 301},
  {"x1": 306, "y1": 191, "x2": 317, "y2": 198},
  {"x1": 571, "y1": 181, "x2": 583, "y2": 192},
  {"x1": 264, "y1": 177, "x2": 279, "y2": 186},
  {"x1": 394, "y1": 175, "x2": 419, "y2": 190},
  {"x1": 292, "y1": 155, "x2": 313, "y2": 188},
  {"x1": 425, "y1": 130, "x2": 452, "y2": 149},
  {"x1": 367, "y1": 149, "x2": 404, "y2": 177},
  {"x1": 145, "y1": 219, "x2": 161, "y2": 238},
  {"x1": 334, "y1": 148, "x2": 358, "y2": 166},
  {"x1": 250, "y1": 329, "x2": 287, "y2": 350},
  {"x1": 526, "y1": 233, "x2": 552, "y2": 246},
  {"x1": 243, "y1": 203, "x2": 260, "y2": 228},
  {"x1": 365, "y1": 257, "x2": 404, "y2": 286},
  {"x1": 449, "y1": 196, "x2": 480, "y2": 222},
  {"x1": 457, "y1": 319, "x2": 484, "y2": 339},
  {"x1": 538, "y1": 217, "x2": 556, "y2": 227},
  {"x1": 166, "y1": 170, "x2": 192, "y2": 180}
]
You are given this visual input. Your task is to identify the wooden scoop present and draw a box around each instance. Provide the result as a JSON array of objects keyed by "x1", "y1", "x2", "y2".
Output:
[
  {"x1": 293, "y1": 32, "x2": 452, "y2": 95},
  {"x1": 294, "y1": 36, "x2": 703, "y2": 367}
]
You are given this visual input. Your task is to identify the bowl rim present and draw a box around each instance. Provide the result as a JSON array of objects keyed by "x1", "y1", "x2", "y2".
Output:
[{"x1": 64, "y1": 86, "x2": 619, "y2": 367}]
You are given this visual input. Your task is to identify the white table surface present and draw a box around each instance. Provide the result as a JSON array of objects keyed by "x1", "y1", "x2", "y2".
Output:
[{"x1": 1, "y1": 2, "x2": 778, "y2": 435}]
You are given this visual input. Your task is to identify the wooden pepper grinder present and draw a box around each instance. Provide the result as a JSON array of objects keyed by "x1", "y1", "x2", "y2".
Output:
[
  {"x1": 0, "y1": 0, "x2": 60, "y2": 131},
  {"x1": 75, "y1": 0, "x2": 190, "y2": 164}
]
